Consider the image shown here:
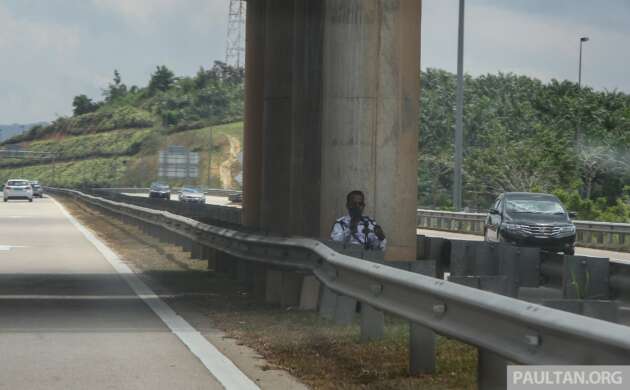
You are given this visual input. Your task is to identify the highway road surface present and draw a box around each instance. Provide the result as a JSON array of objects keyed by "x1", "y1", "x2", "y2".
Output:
[
  {"x1": 0, "y1": 197, "x2": 259, "y2": 390},
  {"x1": 417, "y1": 228, "x2": 630, "y2": 265}
]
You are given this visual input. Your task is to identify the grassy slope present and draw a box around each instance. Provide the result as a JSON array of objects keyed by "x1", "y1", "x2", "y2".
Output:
[{"x1": 0, "y1": 122, "x2": 243, "y2": 189}]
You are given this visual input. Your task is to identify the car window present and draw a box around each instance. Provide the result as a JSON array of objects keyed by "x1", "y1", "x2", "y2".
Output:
[
  {"x1": 505, "y1": 198, "x2": 565, "y2": 214},
  {"x1": 7, "y1": 180, "x2": 29, "y2": 186}
]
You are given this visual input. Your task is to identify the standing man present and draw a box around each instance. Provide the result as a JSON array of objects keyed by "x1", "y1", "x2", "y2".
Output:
[{"x1": 330, "y1": 190, "x2": 387, "y2": 250}]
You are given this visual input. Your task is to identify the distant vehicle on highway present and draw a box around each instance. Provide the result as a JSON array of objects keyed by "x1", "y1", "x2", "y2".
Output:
[
  {"x1": 228, "y1": 192, "x2": 243, "y2": 203},
  {"x1": 484, "y1": 192, "x2": 576, "y2": 255},
  {"x1": 178, "y1": 187, "x2": 205, "y2": 204},
  {"x1": 149, "y1": 182, "x2": 171, "y2": 200},
  {"x1": 3, "y1": 179, "x2": 34, "y2": 202},
  {"x1": 30, "y1": 180, "x2": 43, "y2": 197}
]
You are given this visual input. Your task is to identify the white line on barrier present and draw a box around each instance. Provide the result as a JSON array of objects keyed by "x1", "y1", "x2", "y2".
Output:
[{"x1": 52, "y1": 196, "x2": 260, "y2": 390}]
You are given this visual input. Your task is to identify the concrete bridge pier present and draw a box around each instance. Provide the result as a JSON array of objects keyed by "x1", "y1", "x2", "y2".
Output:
[{"x1": 242, "y1": 0, "x2": 421, "y2": 309}]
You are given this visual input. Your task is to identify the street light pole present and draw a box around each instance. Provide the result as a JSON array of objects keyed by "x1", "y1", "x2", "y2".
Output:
[
  {"x1": 576, "y1": 36, "x2": 589, "y2": 146},
  {"x1": 578, "y1": 36, "x2": 589, "y2": 89},
  {"x1": 453, "y1": 0, "x2": 465, "y2": 210}
]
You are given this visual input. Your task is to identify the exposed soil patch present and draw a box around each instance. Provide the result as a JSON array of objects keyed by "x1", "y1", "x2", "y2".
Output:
[
  {"x1": 56, "y1": 196, "x2": 477, "y2": 389},
  {"x1": 218, "y1": 135, "x2": 241, "y2": 189}
]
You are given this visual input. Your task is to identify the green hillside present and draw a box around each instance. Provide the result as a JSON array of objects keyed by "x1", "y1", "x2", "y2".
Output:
[
  {"x1": 0, "y1": 62, "x2": 244, "y2": 189},
  {"x1": 0, "y1": 122, "x2": 243, "y2": 189}
]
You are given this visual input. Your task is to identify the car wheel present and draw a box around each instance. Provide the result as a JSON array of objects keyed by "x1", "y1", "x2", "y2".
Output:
[
  {"x1": 29, "y1": 198, "x2": 33, "y2": 203},
  {"x1": 3, "y1": 198, "x2": 7, "y2": 202},
  {"x1": 564, "y1": 247, "x2": 575, "y2": 256}
]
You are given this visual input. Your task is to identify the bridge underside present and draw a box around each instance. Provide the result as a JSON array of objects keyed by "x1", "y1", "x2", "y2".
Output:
[{"x1": 242, "y1": 0, "x2": 421, "y2": 261}]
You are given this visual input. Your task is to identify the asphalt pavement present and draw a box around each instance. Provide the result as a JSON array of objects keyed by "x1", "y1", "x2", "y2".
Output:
[{"x1": 0, "y1": 197, "x2": 254, "y2": 390}]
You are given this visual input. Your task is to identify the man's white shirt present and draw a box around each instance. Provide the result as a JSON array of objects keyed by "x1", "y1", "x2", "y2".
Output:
[{"x1": 330, "y1": 215, "x2": 386, "y2": 250}]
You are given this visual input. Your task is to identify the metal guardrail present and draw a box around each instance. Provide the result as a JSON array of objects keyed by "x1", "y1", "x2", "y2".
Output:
[
  {"x1": 47, "y1": 187, "x2": 630, "y2": 368},
  {"x1": 416, "y1": 209, "x2": 630, "y2": 252},
  {"x1": 88, "y1": 189, "x2": 241, "y2": 227},
  {"x1": 93, "y1": 187, "x2": 241, "y2": 197}
]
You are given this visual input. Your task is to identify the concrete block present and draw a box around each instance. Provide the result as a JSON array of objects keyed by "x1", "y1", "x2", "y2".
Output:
[
  {"x1": 498, "y1": 245, "x2": 541, "y2": 288},
  {"x1": 473, "y1": 243, "x2": 499, "y2": 275},
  {"x1": 416, "y1": 235, "x2": 427, "y2": 260},
  {"x1": 562, "y1": 255, "x2": 610, "y2": 299},
  {"x1": 450, "y1": 240, "x2": 479, "y2": 276},
  {"x1": 543, "y1": 299, "x2": 619, "y2": 323},
  {"x1": 299, "y1": 275, "x2": 320, "y2": 310},
  {"x1": 410, "y1": 260, "x2": 437, "y2": 278}
]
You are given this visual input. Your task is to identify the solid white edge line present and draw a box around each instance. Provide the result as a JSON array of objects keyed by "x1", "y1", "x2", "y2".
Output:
[{"x1": 51, "y1": 196, "x2": 260, "y2": 390}]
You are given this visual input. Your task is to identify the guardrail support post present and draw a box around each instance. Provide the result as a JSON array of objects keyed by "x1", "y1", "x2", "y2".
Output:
[
  {"x1": 203, "y1": 245, "x2": 216, "y2": 270},
  {"x1": 409, "y1": 260, "x2": 437, "y2": 375},
  {"x1": 265, "y1": 269, "x2": 283, "y2": 304},
  {"x1": 281, "y1": 271, "x2": 303, "y2": 307},
  {"x1": 215, "y1": 251, "x2": 237, "y2": 278},
  {"x1": 191, "y1": 242, "x2": 203, "y2": 260},
  {"x1": 236, "y1": 259, "x2": 255, "y2": 289},
  {"x1": 182, "y1": 236, "x2": 193, "y2": 254},
  {"x1": 360, "y1": 303, "x2": 384, "y2": 342},
  {"x1": 252, "y1": 263, "x2": 267, "y2": 298},
  {"x1": 334, "y1": 295, "x2": 356, "y2": 325},
  {"x1": 318, "y1": 286, "x2": 337, "y2": 320},
  {"x1": 450, "y1": 275, "x2": 513, "y2": 390}
]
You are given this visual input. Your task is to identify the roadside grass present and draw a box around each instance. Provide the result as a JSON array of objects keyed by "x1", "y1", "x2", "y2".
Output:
[{"x1": 56, "y1": 195, "x2": 476, "y2": 390}]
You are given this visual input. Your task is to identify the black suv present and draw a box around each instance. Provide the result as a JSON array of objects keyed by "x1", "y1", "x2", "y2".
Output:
[
  {"x1": 484, "y1": 192, "x2": 577, "y2": 255},
  {"x1": 149, "y1": 182, "x2": 171, "y2": 200}
]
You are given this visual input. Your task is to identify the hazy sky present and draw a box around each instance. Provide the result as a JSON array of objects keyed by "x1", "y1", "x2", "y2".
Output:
[{"x1": 1, "y1": 0, "x2": 628, "y2": 123}]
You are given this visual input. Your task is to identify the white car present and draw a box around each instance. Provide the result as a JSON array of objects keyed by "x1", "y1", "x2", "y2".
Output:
[
  {"x1": 3, "y1": 179, "x2": 34, "y2": 202},
  {"x1": 178, "y1": 187, "x2": 205, "y2": 204}
]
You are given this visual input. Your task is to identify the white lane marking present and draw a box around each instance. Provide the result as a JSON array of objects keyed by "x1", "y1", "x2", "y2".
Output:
[
  {"x1": 51, "y1": 197, "x2": 260, "y2": 390},
  {"x1": 0, "y1": 245, "x2": 26, "y2": 251}
]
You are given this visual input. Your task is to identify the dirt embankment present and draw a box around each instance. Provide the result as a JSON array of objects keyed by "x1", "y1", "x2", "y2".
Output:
[{"x1": 219, "y1": 135, "x2": 241, "y2": 189}]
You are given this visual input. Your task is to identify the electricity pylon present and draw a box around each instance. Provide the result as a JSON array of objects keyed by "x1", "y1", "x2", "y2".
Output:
[{"x1": 226, "y1": 0, "x2": 246, "y2": 68}]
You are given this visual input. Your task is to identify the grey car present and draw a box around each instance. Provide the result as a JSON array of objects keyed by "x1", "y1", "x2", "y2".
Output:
[
  {"x1": 178, "y1": 187, "x2": 205, "y2": 204},
  {"x1": 484, "y1": 192, "x2": 577, "y2": 255},
  {"x1": 30, "y1": 181, "x2": 44, "y2": 197}
]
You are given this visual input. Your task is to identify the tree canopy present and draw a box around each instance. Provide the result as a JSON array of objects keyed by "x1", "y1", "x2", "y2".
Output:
[{"x1": 419, "y1": 69, "x2": 630, "y2": 221}]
